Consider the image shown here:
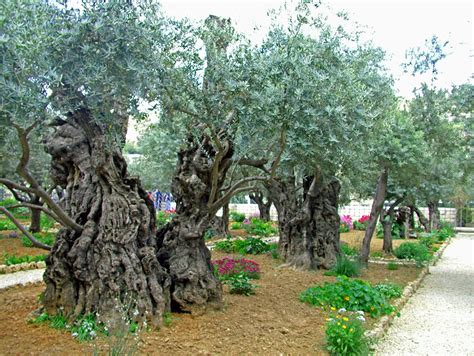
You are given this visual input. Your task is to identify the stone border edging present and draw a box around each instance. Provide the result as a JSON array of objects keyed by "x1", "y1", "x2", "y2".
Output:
[
  {"x1": 0, "y1": 261, "x2": 46, "y2": 274},
  {"x1": 365, "y1": 237, "x2": 452, "y2": 342}
]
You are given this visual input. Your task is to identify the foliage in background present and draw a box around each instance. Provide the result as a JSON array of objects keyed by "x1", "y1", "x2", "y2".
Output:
[
  {"x1": 374, "y1": 283, "x2": 402, "y2": 299},
  {"x1": 230, "y1": 212, "x2": 246, "y2": 223},
  {"x1": 223, "y1": 273, "x2": 256, "y2": 296},
  {"x1": 353, "y1": 215, "x2": 369, "y2": 230},
  {"x1": 21, "y1": 233, "x2": 55, "y2": 248},
  {"x1": 328, "y1": 255, "x2": 360, "y2": 277},
  {"x1": 394, "y1": 242, "x2": 431, "y2": 266},
  {"x1": 156, "y1": 209, "x2": 176, "y2": 229},
  {"x1": 340, "y1": 244, "x2": 358, "y2": 257},
  {"x1": 325, "y1": 310, "x2": 369, "y2": 356},
  {"x1": 3, "y1": 253, "x2": 46, "y2": 266},
  {"x1": 212, "y1": 257, "x2": 260, "y2": 280},
  {"x1": 242, "y1": 218, "x2": 277, "y2": 237}
]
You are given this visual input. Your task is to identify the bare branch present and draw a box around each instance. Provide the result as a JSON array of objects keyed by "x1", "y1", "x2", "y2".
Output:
[
  {"x1": 7, "y1": 203, "x2": 61, "y2": 222},
  {"x1": 13, "y1": 125, "x2": 83, "y2": 233},
  {"x1": 0, "y1": 207, "x2": 51, "y2": 251},
  {"x1": 0, "y1": 178, "x2": 36, "y2": 195}
]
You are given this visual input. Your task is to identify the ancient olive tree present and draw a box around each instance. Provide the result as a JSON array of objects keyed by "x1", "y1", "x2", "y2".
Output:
[
  {"x1": 1, "y1": 0, "x2": 182, "y2": 327},
  {"x1": 236, "y1": 5, "x2": 395, "y2": 269}
]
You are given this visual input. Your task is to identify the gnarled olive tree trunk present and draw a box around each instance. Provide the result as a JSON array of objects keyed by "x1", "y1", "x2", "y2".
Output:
[
  {"x1": 428, "y1": 200, "x2": 440, "y2": 231},
  {"x1": 411, "y1": 205, "x2": 429, "y2": 232},
  {"x1": 249, "y1": 191, "x2": 272, "y2": 221},
  {"x1": 266, "y1": 176, "x2": 340, "y2": 270},
  {"x1": 43, "y1": 109, "x2": 170, "y2": 328},
  {"x1": 29, "y1": 195, "x2": 42, "y2": 233},
  {"x1": 157, "y1": 135, "x2": 232, "y2": 312}
]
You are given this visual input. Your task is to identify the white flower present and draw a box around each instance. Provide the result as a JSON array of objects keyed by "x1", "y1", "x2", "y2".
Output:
[
  {"x1": 338, "y1": 308, "x2": 347, "y2": 313},
  {"x1": 356, "y1": 311, "x2": 364, "y2": 315},
  {"x1": 357, "y1": 315, "x2": 366, "y2": 322},
  {"x1": 72, "y1": 332, "x2": 78, "y2": 338}
]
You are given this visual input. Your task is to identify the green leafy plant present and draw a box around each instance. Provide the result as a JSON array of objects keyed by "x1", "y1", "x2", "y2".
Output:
[
  {"x1": 204, "y1": 228, "x2": 215, "y2": 240},
  {"x1": 0, "y1": 219, "x2": 17, "y2": 231},
  {"x1": 300, "y1": 276, "x2": 395, "y2": 317},
  {"x1": 213, "y1": 237, "x2": 236, "y2": 253},
  {"x1": 156, "y1": 210, "x2": 175, "y2": 229},
  {"x1": 224, "y1": 273, "x2": 256, "y2": 295},
  {"x1": 163, "y1": 312, "x2": 173, "y2": 327},
  {"x1": 439, "y1": 221, "x2": 455, "y2": 237},
  {"x1": 4, "y1": 253, "x2": 46, "y2": 266},
  {"x1": 339, "y1": 224, "x2": 350, "y2": 233},
  {"x1": 386, "y1": 262, "x2": 398, "y2": 270},
  {"x1": 370, "y1": 251, "x2": 383, "y2": 258},
  {"x1": 21, "y1": 232, "x2": 55, "y2": 248},
  {"x1": 230, "y1": 211, "x2": 246, "y2": 223},
  {"x1": 340, "y1": 244, "x2": 358, "y2": 256},
  {"x1": 40, "y1": 214, "x2": 56, "y2": 230},
  {"x1": 376, "y1": 222, "x2": 401, "y2": 239},
  {"x1": 230, "y1": 222, "x2": 242, "y2": 230},
  {"x1": 329, "y1": 255, "x2": 360, "y2": 277},
  {"x1": 242, "y1": 218, "x2": 277, "y2": 237},
  {"x1": 394, "y1": 242, "x2": 432, "y2": 266},
  {"x1": 234, "y1": 237, "x2": 273, "y2": 255},
  {"x1": 374, "y1": 283, "x2": 402, "y2": 299},
  {"x1": 325, "y1": 311, "x2": 369, "y2": 356},
  {"x1": 71, "y1": 313, "x2": 103, "y2": 341}
]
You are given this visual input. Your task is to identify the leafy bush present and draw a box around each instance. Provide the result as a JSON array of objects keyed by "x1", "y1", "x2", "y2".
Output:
[
  {"x1": 329, "y1": 255, "x2": 360, "y2": 277},
  {"x1": 394, "y1": 242, "x2": 431, "y2": 266},
  {"x1": 230, "y1": 211, "x2": 246, "y2": 223},
  {"x1": 242, "y1": 218, "x2": 277, "y2": 236},
  {"x1": 339, "y1": 224, "x2": 350, "y2": 233},
  {"x1": 325, "y1": 310, "x2": 369, "y2": 356},
  {"x1": 4, "y1": 253, "x2": 46, "y2": 266},
  {"x1": 300, "y1": 276, "x2": 395, "y2": 317},
  {"x1": 0, "y1": 219, "x2": 16, "y2": 231},
  {"x1": 340, "y1": 244, "x2": 358, "y2": 256},
  {"x1": 21, "y1": 232, "x2": 55, "y2": 248},
  {"x1": 268, "y1": 243, "x2": 279, "y2": 259},
  {"x1": 156, "y1": 209, "x2": 175, "y2": 229},
  {"x1": 224, "y1": 273, "x2": 256, "y2": 295},
  {"x1": 374, "y1": 283, "x2": 402, "y2": 299},
  {"x1": 376, "y1": 221, "x2": 401, "y2": 239},
  {"x1": 0, "y1": 199, "x2": 29, "y2": 217},
  {"x1": 353, "y1": 215, "x2": 369, "y2": 231},
  {"x1": 418, "y1": 236, "x2": 435, "y2": 249},
  {"x1": 234, "y1": 237, "x2": 273, "y2": 254},
  {"x1": 435, "y1": 228, "x2": 452, "y2": 241},
  {"x1": 40, "y1": 214, "x2": 56, "y2": 230},
  {"x1": 439, "y1": 221, "x2": 455, "y2": 237},
  {"x1": 213, "y1": 237, "x2": 235, "y2": 253},
  {"x1": 386, "y1": 262, "x2": 398, "y2": 270},
  {"x1": 212, "y1": 257, "x2": 260, "y2": 280},
  {"x1": 230, "y1": 222, "x2": 242, "y2": 230},
  {"x1": 340, "y1": 215, "x2": 352, "y2": 232}
]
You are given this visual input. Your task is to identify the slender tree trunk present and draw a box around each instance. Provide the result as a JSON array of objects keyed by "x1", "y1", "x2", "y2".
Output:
[
  {"x1": 360, "y1": 168, "x2": 388, "y2": 265},
  {"x1": 29, "y1": 195, "x2": 42, "y2": 233},
  {"x1": 397, "y1": 206, "x2": 411, "y2": 238},
  {"x1": 208, "y1": 203, "x2": 230, "y2": 237},
  {"x1": 428, "y1": 200, "x2": 440, "y2": 230},
  {"x1": 249, "y1": 191, "x2": 272, "y2": 221},
  {"x1": 157, "y1": 135, "x2": 231, "y2": 312},
  {"x1": 411, "y1": 205, "x2": 429, "y2": 232},
  {"x1": 43, "y1": 108, "x2": 170, "y2": 328},
  {"x1": 266, "y1": 175, "x2": 340, "y2": 270}
]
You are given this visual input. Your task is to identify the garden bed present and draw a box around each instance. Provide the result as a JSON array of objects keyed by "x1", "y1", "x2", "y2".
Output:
[{"x1": 0, "y1": 250, "x2": 422, "y2": 355}]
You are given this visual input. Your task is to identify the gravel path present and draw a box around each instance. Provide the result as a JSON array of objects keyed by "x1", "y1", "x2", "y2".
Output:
[
  {"x1": 0, "y1": 268, "x2": 44, "y2": 289},
  {"x1": 376, "y1": 233, "x2": 474, "y2": 356}
]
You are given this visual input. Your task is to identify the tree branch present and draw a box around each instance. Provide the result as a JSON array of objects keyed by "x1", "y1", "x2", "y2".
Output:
[
  {"x1": 13, "y1": 124, "x2": 83, "y2": 233},
  {"x1": 0, "y1": 207, "x2": 51, "y2": 251},
  {"x1": 7, "y1": 203, "x2": 60, "y2": 222},
  {"x1": 211, "y1": 176, "x2": 268, "y2": 212},
  {"x1": 208, "y1": 139, "x2": 230, "y2": 207}
]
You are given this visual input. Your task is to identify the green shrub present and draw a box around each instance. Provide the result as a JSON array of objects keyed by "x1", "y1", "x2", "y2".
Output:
[
  {"x1": 439, "y1": 221, "x2": 455, "y2": 237},
  {"x1": 224, "y1": 273, "x2": 256, "y2": 295},
  {"x1": 234, "y1": 237, "x2": 272, "y2": 255},
  {"x1": 339, "y1": 224, "x2": 350, "y2": 233},
  {"x1": 394, "y1": 242, "x2": 431, "y2": 266},
  {"x1": 325, "y1": 311, "x2": 369, "y2": 356},
  {"x1": 376, "y1": 222, "x2": 401, "y2": 239},
  {"x1": 386, "y1": 262, "x2": 398, "y2": 270},
  {"x1": 21, "y1": 232, "x2": 55, "y2": 248},
  {"x1": 374, "y1": 283, "x2": 402, "y2": 299},
  {"x1": 230, "y1": 222, "x2": 242, "y2": 230},
  {"x1": 0, "y1": 219, "x2": 17, "y2": 231},
  {"x1": 268, "y1": 243, "x2": 279, "y2": 259},
  {"x1": 230, "y1": 211, "x2": 246, "y2": 223},
  {"x1": 340, "y1": 244, "x2": 358, "y2": 256},
  {"x1": 329, "y1": 255, "x2": 360, "y2": 277},
  {"x1": 213, "y1": 237, "x2": 235, "y2": 253},
  {"x1": 370, "y1": 251, "x2": 383, "y2": 258},
  {"x1": 418, "y1": 236, "x2": 435, "y2": 249},
  {"x1": 0, "y1": 199, "x2": 29, "y2": 217},
  {"x1": 435, "y1": 228, "x2": 451, "y2": 242},
  {"x1": 156, "y1": 210, "x2": 175, "y2": 229},
  {"x1": 4, "y1": 253, "x2": 46, "y2": 266},
  {"x1": 40, "y1": 214, "x2": 56, "y2": 230},
  {"x1": 352, "y1": 221, "x2": 367, "y2": 231},
  {"x1": 300, "y1": 276, "x2": 395, "y2": 317},
  {"x1": 242, "y1": 218, "x2": 277, "y2": 236}
]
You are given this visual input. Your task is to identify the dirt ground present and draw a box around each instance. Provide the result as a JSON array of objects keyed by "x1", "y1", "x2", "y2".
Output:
[
  {"x1": 340, "y1": 230, "x2": 416, "y2": 255},
  {"x1": 0, "y1": 248, "x2": 421, "y2": 355}
]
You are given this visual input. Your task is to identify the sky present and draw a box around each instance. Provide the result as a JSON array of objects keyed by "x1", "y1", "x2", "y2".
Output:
[{"x1": 159, "y1": 0, "x2": 473, "y2": 98}]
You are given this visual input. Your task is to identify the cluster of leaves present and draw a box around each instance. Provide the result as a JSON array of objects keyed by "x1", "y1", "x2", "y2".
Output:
[
  {"x1": 229, "y1": 212, "x2": 246, "y2": 223},
  {"x1": 0, "y1": 219, "x2": 16, "y2": 231},
  {"x1": 340, "y1": 244, "x2": 359, "y2": 257},
  {"x1": 156, "y1": 209, "x2": 176, "y2": 229},
  {"x1": 374, "y1": 283, "x2": 402, "y2": 299},
  {"x1": 376, "y1": 222, "x2": 402, "y2": 239},
  {"x1": 40, "y1": 214, "x2": 56, "y2": 230},
  {"x1": 230, "y1": 222, "x2": 242, "y2": 230},
  {"x1": 300, "y1": 276, "x2": 396, "y2": 317},
  {"x1": 325, "y1": 310, "x2": 369, "y2": 356},
  {"x1": 223, "y1": 273, "x2": 256, "y2": 296},
  {"x1": 211, "y1": 257, "x2": 260, "y2": 280},
  {"x1": 339, "y1": 215, "x2": 352, "y2": 233},
  {"x1": 3, "y1": 253, "x2": 46, "y2": 266},
  {"x1": 242, "y1": 218, "x2": 277, "y2": 237},
  {"x1": 21, "y1": 233, "x2": 55, "y2": 248},
  {"x1": 326, "y1": 255, "x2": 360, "y2": 278},
  {"x1": 213, "y1": 237, "x2": 275, "y2": 255},
  {"x1": 0, "y1": 199, "x2": 29, "y2": 218},
  {"x1": 386, "y1": 262, "x2": 399, "y2": 270},
  {"x1": 353, "y1": 215, "x2": 369, "y2": 231},
  {"x1": 394, "y1": 242, "x2": 432, "y2": 266}
]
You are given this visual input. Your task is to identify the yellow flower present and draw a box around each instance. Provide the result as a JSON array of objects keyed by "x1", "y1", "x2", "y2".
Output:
[
  {"x1": 331, "y1": 307, "x2": 336, "y2": 311},
  {"x1": 326, "y1": 318, "x2": 331, "y2": 321},
  {"x1": 342, "y1": 317, "x2": 349, "y2": 321},
  {"x1": 337, "y1": 322, "x2": 341, "y2": 326},
  {"x1": 344, "y1": 296, "x2": 350, "y2": 301},
  {"x1": 370, "y1": 306, "x2": 375, "y2": 311},
  {"x1": 350, "y1": 328, "x2": 354, "y2": 333},
  {"x1": 342, "y1": 325, "x2": 347, "y2": 329},
  {"x1": 336, "y1": 315, "x2": 341, "y2": 319}
]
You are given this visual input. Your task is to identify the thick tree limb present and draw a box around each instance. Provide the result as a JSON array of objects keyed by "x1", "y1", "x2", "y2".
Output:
[
  {"x1": 12, "y1": 124, "x2": 83, "y2": 233},
  {"x1": 208, "y1": 140, "x2": 230, "y2": 207},
  {"x1": 0, "y1": 207, "x2": 51, "y2": 250}
]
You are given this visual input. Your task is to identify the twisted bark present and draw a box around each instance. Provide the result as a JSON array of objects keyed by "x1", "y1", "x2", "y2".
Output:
[
  {"x1": 249, "y1": 191, "x2": 272, "y2": 221},
  {"x1": 43, "y1": 109, "x2": 170, "y2": 328}
]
